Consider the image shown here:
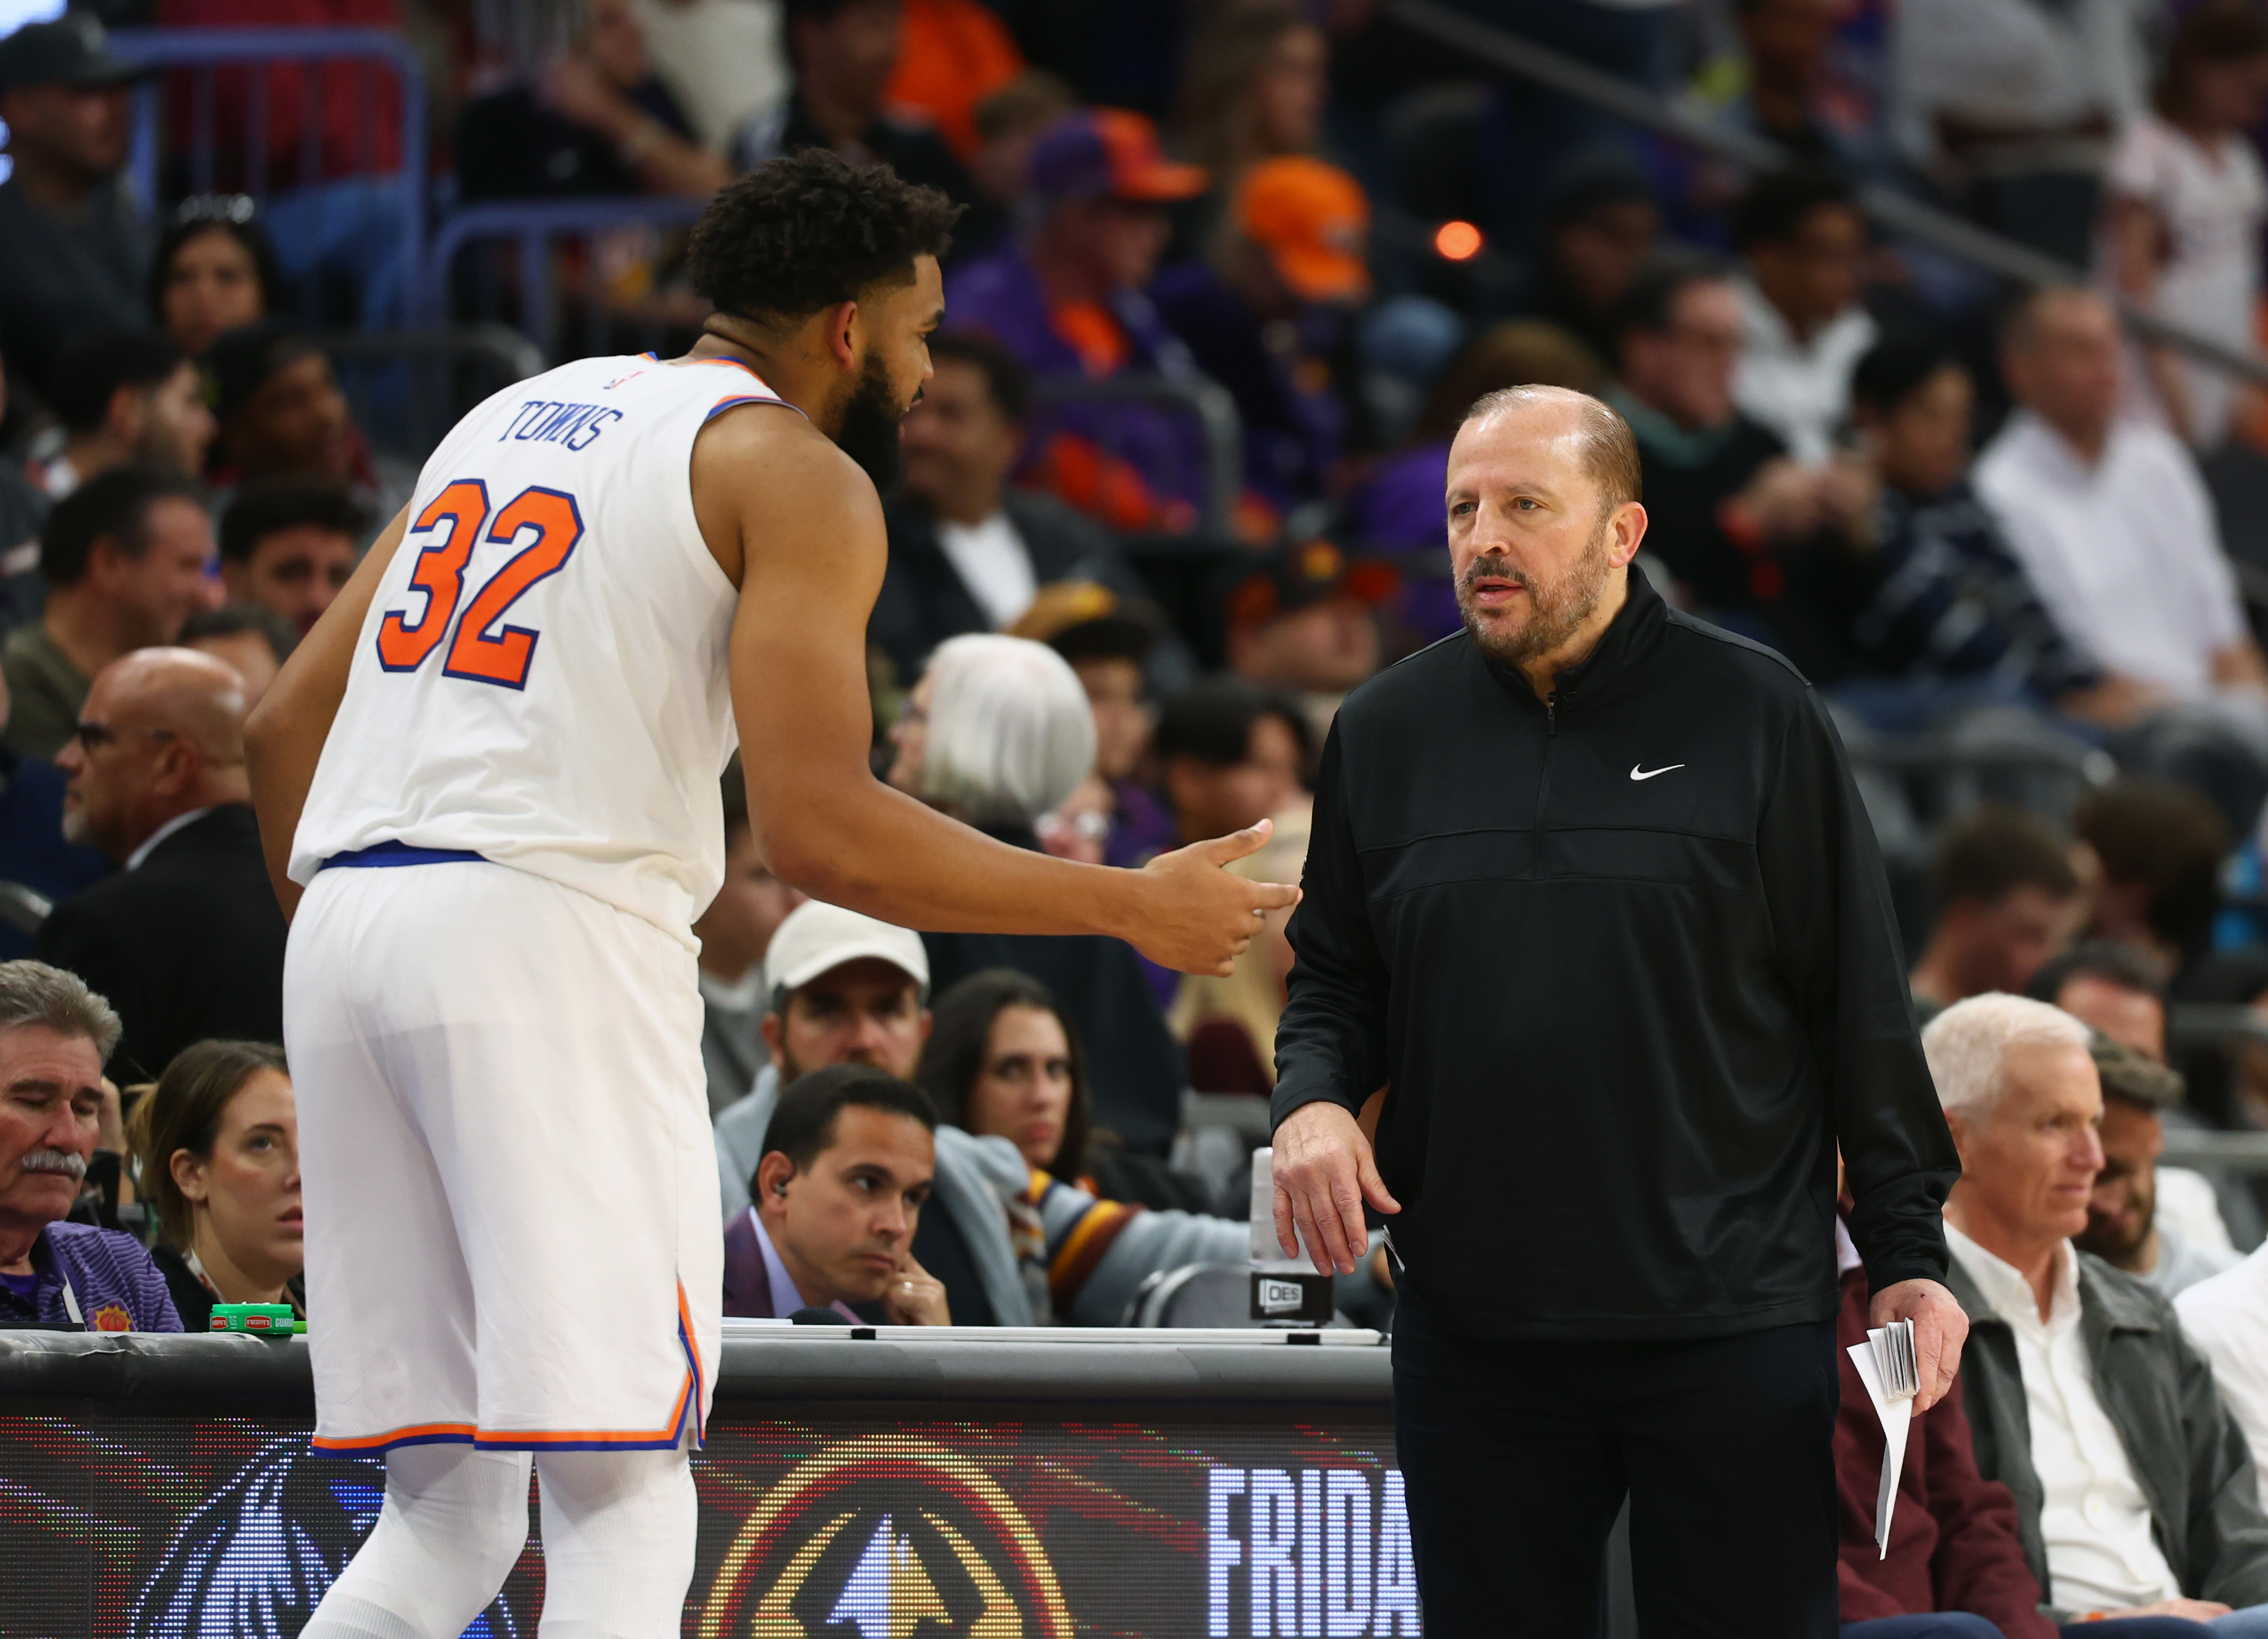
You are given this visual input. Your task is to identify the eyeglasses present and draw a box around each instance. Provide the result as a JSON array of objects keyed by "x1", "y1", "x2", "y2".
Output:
[
  {"x1": 70, "y1": 721, "x2": 176, "y2": 752},
  {"x1": 173, "y1": 193, "x2": 260, "y2": 226}
]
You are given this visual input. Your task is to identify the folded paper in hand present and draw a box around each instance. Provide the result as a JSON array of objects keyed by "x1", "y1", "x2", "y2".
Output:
[{"x1": 1847, "y1": 1318, "x2": 1918, "y2": 1559}]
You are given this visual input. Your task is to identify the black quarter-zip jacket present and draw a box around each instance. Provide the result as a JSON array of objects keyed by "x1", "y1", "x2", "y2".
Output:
[{"x1": 1273, "y1": 571, "x2": 1959, "y2": 1340}]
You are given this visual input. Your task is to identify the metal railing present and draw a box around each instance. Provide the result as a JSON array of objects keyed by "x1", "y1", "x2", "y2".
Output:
[
  {"x1": 1029, "y1": 374, "x2": 1245, "y2": 541},
  {"x1": 110, "y1": 28, "x2": 426, "y2": 274},
  {"x1": 318, "y1": 324, "x2": 546, "y2": 465},
  {"x1": 419, "y1": 195, "x2": 708, "y2": 362},
  {"x1": 1382, "y1": 0, "x2": 2268, "y2": 391}
]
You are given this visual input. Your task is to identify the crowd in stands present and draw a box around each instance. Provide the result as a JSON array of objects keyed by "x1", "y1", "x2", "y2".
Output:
[{"x1": 14, "y1": 0, "x2": 2268, "y2": 1631}]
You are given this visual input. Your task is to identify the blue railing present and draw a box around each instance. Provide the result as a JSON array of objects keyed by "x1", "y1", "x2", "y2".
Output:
[{"x1": 109, "y1": 27, "x2": 428, "y2": 293}]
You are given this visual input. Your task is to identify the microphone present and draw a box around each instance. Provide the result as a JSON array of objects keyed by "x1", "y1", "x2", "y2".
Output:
[{"x1": 787, "y1": 1307, "x2": 846, "y2": 1326}]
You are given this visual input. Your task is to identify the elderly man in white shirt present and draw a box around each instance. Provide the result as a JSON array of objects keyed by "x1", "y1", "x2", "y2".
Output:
[
  {"x1": 1922, "y1": 993, "x2": 2268, "y2": 1632},
  {"x1": 1975, "y1": 286, "x2": 2268, "y2": 734},
  {"x1": 2179, "y1": 1245, "x2": 2268, "y2": 1519}
]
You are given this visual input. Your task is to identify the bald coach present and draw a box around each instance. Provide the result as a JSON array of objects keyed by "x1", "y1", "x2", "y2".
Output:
[{"x1": 1270, "y1": 386, "x2": 1966, "y2": 1636}]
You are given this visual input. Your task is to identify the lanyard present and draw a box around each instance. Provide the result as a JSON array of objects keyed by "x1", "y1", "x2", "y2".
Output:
[{"x1": 58, "y1": 1269, "x2": 83, "y2": 1328}]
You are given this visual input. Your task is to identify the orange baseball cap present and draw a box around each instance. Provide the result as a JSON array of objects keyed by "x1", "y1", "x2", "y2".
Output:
[
  {"x1": 1235, "y1": 156, "x2": 1372, "y2": 303},
  {"x1": 1029, "y1": 108, "x2": 1209, "y2": 205}
]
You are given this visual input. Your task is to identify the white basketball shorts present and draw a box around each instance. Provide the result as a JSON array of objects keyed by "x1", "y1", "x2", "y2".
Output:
[{"x1": 284, "y1": 857, "x2": 721, "y2": 1453}]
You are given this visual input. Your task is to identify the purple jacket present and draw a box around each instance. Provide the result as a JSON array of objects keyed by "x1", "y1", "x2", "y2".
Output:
[{"x1": 0, "y1": 1220, "x2": 184, "y2": 1332}]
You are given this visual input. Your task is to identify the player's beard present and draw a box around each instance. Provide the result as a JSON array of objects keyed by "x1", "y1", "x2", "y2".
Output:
[
  {"x1": 830, "y1": 350, "x2": 909, "y2": 492},
  {"x1": 1456, "y1": 511, "x2": 1614, "y2": 668}
]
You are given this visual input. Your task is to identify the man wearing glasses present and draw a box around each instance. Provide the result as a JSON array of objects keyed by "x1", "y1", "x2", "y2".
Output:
[{"x1": 33, "y1": 646, "x2": 284, "y2": 1081}]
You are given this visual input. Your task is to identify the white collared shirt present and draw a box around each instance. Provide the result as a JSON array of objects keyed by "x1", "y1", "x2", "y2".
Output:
[
  {"x1": 1729, "y1": 277, "x2": 1876, "y2": 467},
  {"x1": 2175, "y1": 1242, "x2": 2268, "y2": 1518},
  {"x1": 1974, "y1": 412, "x2": 2243, "y2": 700},
  {"x1": 125, "y1": 806, "x2": 214, "y2": 872},
  {"x1": 1945, "y1": 1223, "x2": 2180, "y2": 1612},
  {"x1": 935, "y1": 509, "x2": 1037, "y2": 631}
]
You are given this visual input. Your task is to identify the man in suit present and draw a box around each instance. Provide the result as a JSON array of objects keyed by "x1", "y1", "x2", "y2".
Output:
[
  {"x1": 34, "y1": 646, "x2": 284, "y2": 1080},
  {"x1": 869, "y1": 330, "x2": 1153, "y2": 685},
  {"x1": 721, "y1": 1063, "x2": 950, "y2": 1323}
]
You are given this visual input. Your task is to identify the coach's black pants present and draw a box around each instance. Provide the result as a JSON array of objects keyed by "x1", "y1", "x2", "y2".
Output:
[{"x1": 1391, "y1": 1291, "x2": 1840, "y2": 1638}]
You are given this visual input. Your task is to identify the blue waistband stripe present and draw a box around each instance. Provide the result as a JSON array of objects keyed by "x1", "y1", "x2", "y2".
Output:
[{"x1": 320, "y1": 840, "x2": 486, "y2": 871}]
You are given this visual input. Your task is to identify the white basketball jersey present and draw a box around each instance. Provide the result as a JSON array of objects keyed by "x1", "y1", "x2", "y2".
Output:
[{"x1": 291, "y1": 353, "x2": 793, "y2": 947}]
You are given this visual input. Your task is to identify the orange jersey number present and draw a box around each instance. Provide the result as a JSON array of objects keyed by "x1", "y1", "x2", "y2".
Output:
[{"x1": 375, "y1": 481, "x2": 584, "y2": 691}]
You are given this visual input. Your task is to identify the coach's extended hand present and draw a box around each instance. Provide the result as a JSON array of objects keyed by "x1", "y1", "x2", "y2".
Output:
[{"x1": 1272, "y1": 1100, "x2": 1401, "y2": 1277}]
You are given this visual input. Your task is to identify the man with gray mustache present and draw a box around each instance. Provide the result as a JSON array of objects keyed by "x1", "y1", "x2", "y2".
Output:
[
  {"x1": 1269, "y1": 384, "x2": 1964, "y2": 1637},
  {"x1": 0, "y1": 959, "x2": 179, "y2": 1331}
]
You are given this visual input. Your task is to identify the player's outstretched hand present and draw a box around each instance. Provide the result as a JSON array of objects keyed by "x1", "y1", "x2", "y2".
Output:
[
  {"x1": 1130, "y1": 819, "x2": 1302, "y2": 976},
  {"x1": 1273, "y1": 1100, "x2": 1399, "y2": 1276}
]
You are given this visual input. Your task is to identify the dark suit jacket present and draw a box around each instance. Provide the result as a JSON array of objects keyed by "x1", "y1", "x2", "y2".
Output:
[
  {"x1": 34, "y1": 804, "x2": 287, "y2": 1081},
  {"x1": 869, "y1": 489, "x2": 1151, "y2": 687},
  {"x1": 721, "y1": 1207, "x2": 777, "y2": 1320}
]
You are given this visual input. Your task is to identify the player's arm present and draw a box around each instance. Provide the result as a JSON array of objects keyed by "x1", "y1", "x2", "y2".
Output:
[
  {"x1": 711, "y1": 416, "x2": 1293, "y2": 975},
  {"x1": 244, "y1": 506, "x2": 411, "y2": 919}
]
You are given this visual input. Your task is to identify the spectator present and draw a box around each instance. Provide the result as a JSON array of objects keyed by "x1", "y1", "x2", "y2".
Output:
[
  {"x1": 28, "y1": 330, "x2": 215, "y2": 503},
  {"x1": 1729, "y1": 170, "x2": 1877, "y2": 466},
  {"x1": 1976, "y1": 287, "x2": 2268, "y2": 721},
  {"x1": 0, "y1": 15, "x2": 150, "y2": 409},
  {"x1": 127, "y1": 1038, "x2": 301, "y2": 1331},
  {"x1": 870, "y1": 331, "x2": 1151, "y2": 686},
  {"x1": 456, "y1": 0, "x2": 729, "y2": 202},
  {"x1": 1154, "y1": 676, "x2": 1309, "y2": 851},
  {"x1": 628, "y1": 0, "x2": 791, "y2": 155},
  {"x1": 1354, "y1": 317, "x2": 1607, "y2": 641},
  {"x1": 2028, "y1": 940, "x2": 2170, "y2": 1059},
  {"x1": 177, "y1": 603, "x2": 294, "y2": 711},
  {"x1": 957, "y1": 70, "x2": 1078, "y2": 260},
  {"x1": 1223, "y1": 538, "x2": 1393, "y2": 740},
  {"x1": 2, "y1": 468, "x2": 215, "y2": 763},
  {"x1": 1607, "y1": 255, "x2": 1868, "y2": 677},
  {"x1": 2077, "y1": 1035, "x2": 2239, "y2": 1300},
  {"x1": 693, "y1": 770, "x2": 804, "y2": 1116},
  {"x1": 1170, "y1": 0, "x2": 1328, "y2": 254},
  {"x1": 2102, "y1": 0, "x2": 2268, "y2": 452},
  {"x1": 1168, "y1": 802, "x2": 1307, "y2": 1097},
  {"x1": 1152, "y1": 155, "x2": 1372, "y2": 515},
  {"x1": 712, "y1": 903, "x2": 1249, "y2": 1326},
  {"x1": 1832, "y1": 1210, "x2": 2055, "y2": 1639},
  {"x1": 1046, "y1": 610, "x2": 1175, "y2": 869},
  {"x1": 882, "y1": 0, "x2": 1026, "y2": 163},
  {"x1": 1513, "y1": 153, "x2": 1661, "y2": 377},
  {"x1": 1925, "y1": 994, "x2": 2268, "y2": 1628},
  {"x1": 35, "y1": 648, "x2": 285, "y2": 1081},
  {"x1": 147, "y1": 196, "x2": 279, "y2": 359},
  {"x1": 1724, "y1": 0, "x2": 1877, "y2": 174},
  {"x1": 2074, "y1": 780, "x2": 2229, "y2": 982},
  {"x1": 2030, "y1": 942, "x2": 2243, "y2": 1277},
  {"x1": 0, "y1": 959, "x2": 180, "y2": 1331},
  {"x1": 1841, "y1": 340, "x2": 2122, "y2": 732},
  {"x1": 886, "y1": 633, "x2": 1186, "y2": 1156},
  {"x1": 205, "y1": 320, "x2": 415, "y2": 532},
  {"x1": 733, "y1": 0, "x2": 974, "y2": 211},
  {"x1": 0, "y1": 663, "x2": 107, "y2": 964},
  {"x1": 721, "y1": 1063, "x2": 949, "y2": 1323},
  {"x1": 215, "y1": 479, "x2": 364, "y2": 639},
  {"x1": 2176, "y1": 1244, "x2": 2268, "y2": 1517},
  {"x1": 1890, "y1": 0, "x2": 2147, "y2": 267},
  {"x1": 1907, "y1": 805, "x2": 2081, "y2": 1012},
  {"x1": 943, "y1": 109, "x2": 1214, "y2": 534}
]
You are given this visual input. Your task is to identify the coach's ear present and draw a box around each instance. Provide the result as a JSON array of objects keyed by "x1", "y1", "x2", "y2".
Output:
[{"x1": 755, "y1": 1150, "x2": 796, "y2": 1213}]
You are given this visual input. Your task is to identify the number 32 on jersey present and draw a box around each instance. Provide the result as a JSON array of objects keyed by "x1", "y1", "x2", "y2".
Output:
[{"x1": 376, "y1": 480, "x2": 583, "y2": 690}]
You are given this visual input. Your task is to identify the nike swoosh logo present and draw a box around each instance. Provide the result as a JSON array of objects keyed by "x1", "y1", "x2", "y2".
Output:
[{"x1": 1629, "y1": 763, "x2": 1685, "y2": 781}]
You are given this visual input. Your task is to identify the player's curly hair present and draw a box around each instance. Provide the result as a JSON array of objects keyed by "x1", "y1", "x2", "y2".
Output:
[{"x1": 686, "y1": 149, "x2": 962, "y2": 330}]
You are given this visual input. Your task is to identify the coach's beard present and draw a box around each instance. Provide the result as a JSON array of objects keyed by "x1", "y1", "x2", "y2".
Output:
[
  {"x1": 830, "y1": 351, "x2": 910, "y2": 492},
  {"x1": 1456, "y1": 514, "x2": 1613, "y2": 669}
]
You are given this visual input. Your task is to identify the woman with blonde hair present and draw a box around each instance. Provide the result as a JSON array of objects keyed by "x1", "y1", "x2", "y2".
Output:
[{"x1": 128, "y1": 1039, "x2": 303, "y2": 1331}]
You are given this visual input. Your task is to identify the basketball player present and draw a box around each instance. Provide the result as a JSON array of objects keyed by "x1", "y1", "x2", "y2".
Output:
[{"x1": 245, "y1": 152, "x2": 1296, "y2": 1638}]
